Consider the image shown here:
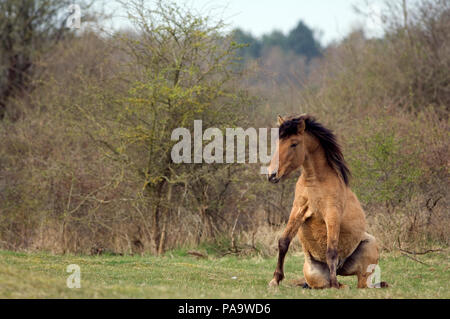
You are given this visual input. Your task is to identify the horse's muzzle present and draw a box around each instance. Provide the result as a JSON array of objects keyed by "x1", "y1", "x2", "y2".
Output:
[{"x1": 268, "y1": 172, "x2": 280, "y2": 183}]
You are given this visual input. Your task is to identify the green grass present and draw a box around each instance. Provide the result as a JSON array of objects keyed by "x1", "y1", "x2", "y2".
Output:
[{"x1": 0, "y1": 249, "x2": 448, "y2": 298}]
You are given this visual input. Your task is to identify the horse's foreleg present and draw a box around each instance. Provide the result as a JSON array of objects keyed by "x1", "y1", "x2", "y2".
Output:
[
  {"x1": 268, "y1": 237, "x2": 291, "y2": 286},
  {"x1": 324, "y1": 209, "x2": 341, "y2": 289},
  {"x1": 269, "y1": 205, "x2": 307, "y2": 287}
]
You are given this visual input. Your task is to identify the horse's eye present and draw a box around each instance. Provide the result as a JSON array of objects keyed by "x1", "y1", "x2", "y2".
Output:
[{"x1": 290, "y1": 143, "x2": 298, "y2": 148}]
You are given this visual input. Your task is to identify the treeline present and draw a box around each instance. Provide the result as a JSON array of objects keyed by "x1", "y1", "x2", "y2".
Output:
[{"x1": 232, "y1": 20, "x2": 322, "y2": 60}]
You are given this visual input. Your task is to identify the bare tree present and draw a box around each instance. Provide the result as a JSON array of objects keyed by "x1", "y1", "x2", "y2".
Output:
[{"x1": 0, "y1": 0, "x2": 93, "y2": 119}]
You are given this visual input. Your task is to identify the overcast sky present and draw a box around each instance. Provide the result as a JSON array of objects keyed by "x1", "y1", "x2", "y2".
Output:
[
  {"x1": 104, "y1": 0, "x2": 386, "y2": 45},
  {"x1": 192, "y1": 0, "x2": 385, "y2": 44}
]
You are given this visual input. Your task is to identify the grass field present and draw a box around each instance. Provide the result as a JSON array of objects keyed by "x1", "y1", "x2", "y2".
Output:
[{"x1": 0, "y1": 249, "x2": 448, "y2": 298}]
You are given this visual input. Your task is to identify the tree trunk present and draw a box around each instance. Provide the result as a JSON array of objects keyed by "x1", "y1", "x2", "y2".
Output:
[
  {"x1": 158, "y1": 222, "x2": 166, "y2": 255},
  {"x1": 149, "y1": 179, "x2": 166, "y2": 254}
]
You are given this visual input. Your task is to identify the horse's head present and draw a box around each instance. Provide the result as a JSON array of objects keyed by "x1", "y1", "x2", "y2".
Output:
[{"x1": 268, "y1": 115, "x2": 308, "y2": 183}]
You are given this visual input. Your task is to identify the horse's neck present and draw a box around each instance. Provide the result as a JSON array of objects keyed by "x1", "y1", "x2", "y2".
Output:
[{"x1": 300, "y1": 143, "x2": 333, "y2": 187}]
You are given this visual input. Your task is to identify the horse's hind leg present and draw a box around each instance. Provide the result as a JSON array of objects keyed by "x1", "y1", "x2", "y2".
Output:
[
  {"x1": 302, "y1": 252, "x2": 331, "y2": 289},
  {"x1": 300, "y1": 254, "x2": 348, "y2": 289},
  {"x1": 337, "y1": 233, "x2": 388, "y2": 288}
]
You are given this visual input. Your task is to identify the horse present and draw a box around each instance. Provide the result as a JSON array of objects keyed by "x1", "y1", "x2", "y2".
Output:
[{"x1": 267, "y1": 114, "x2": 388, "y2": 289}]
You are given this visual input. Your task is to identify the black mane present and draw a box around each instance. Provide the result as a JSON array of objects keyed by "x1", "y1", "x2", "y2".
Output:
[{"x1": 279, "y1": 115, "x2": 351, "y2": 185}]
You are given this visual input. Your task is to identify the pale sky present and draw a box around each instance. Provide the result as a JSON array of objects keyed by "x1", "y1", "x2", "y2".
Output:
[
  {"x1": 190, "y1": 0, "x2": 385, "y2": 45},
  {"x1": 103, "y1": 0, "x2": 386, "y2": 45}
]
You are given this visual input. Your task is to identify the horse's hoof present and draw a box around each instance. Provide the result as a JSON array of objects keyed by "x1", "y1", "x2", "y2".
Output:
[
  {"x1": 330, "y1": 279, "x2": 340, "y2": 289},
  {"x1": 268, "y1": 279, "x2": 279, "y2": 287}
]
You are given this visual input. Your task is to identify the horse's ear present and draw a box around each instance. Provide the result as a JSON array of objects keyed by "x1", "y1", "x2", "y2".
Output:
[
  {"x1": 298, "y1": 118, "x2": 306, "y2": 134},
  {"x1": 277, "y1": 115, "x2": 285, "y2": 126}
]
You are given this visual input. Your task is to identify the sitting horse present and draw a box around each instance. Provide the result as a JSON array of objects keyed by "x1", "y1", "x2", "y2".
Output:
[{"x1": 267, "y1": 114, "x2": 387, "y2": 289}]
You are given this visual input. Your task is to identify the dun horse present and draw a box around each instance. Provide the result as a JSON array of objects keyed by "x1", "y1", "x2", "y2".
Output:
[{"x1": 267, "y1": 114, "x2": 387, "y2": 289}]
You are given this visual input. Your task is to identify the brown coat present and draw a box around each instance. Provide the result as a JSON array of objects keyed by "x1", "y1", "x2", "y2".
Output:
[{"x1": 267, "y1": 115, "x2": 387, "y2": 289}]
